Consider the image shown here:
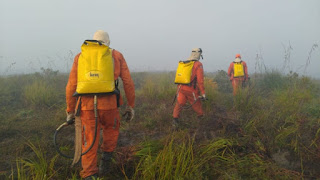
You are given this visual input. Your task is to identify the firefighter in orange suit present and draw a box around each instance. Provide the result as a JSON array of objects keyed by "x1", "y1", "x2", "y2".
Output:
[
  {"x1": 66, "y1": 30, "x2": 135, "y2": 179},
  {"x1": 227, "y1": 54, "x2": 249, "y2": 95},
  {"x1": 173, "y1": 48, "x2": 206, "y2": 127}
]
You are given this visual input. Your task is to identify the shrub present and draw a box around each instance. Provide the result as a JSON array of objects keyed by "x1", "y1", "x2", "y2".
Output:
[
  {"x1": 213, "y1": 70, "x2": 232, "y2": 93},
  {"x1": 255, "y1": 70, "x2": 288, "y2": 94}
]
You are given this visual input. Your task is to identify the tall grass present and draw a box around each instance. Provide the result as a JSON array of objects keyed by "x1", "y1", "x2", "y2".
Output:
[
  {"x1": 12, "y1": 141, "x2": 58, "y2": 180},
  {"x1": 1, "y1": 68, "x2": 320, "y2": 179},
  {"x1": 131, "y1": 132, "x2": 303, "y2": 179},
  {"x1": 132, "y1": 132, "x2": 213, "y2": 180},
  {"x1": 135, "y1": 72, "x2": 176, "y2": 101},
  {"x1": 24, "y1": 80, "x2": 58, "y2": 107},
  {"x1": 234, "y1": 70, "x2": 320, "y2": 177}
]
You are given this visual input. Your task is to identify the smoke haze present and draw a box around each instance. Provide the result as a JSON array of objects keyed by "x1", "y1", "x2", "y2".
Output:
[{"x1": 1, "y1": 0, "x2": 319, "y2": 77}]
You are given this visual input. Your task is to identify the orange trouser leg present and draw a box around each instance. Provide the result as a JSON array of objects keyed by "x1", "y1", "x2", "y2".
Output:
[
  {"x1": 188, "y1": 96, "x2": 203, "y2": 117},
  {"x1": 79, "y1": 109, "x2": 120, "y2": 178},
  {"x1": 100, "y1": 109, "x2": 120, "y2": 152},
  {"x1": 173, "y1": 91, "x2": 187, "y2": 118},
  {"x1": 80, "y1": 110, "x2": 101, "y2": 178},
  {"x1": 173, "y1": 90, "x2": 203, "y2": 118},
  {"x1": 232, "y1": 79, "x2": 243, "y2": 96},
  {"x1": 185, "y1": 91, "x2": 203, "y2": 117}
]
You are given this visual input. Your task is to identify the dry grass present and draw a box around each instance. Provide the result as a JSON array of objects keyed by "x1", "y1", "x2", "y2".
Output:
[{"x1": 0, "y1": 69, "x2": 319, "y2": 179}]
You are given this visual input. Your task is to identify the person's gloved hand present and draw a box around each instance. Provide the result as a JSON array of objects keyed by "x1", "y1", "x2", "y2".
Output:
[
  {"x1": 199, "y1": 94, "x2": 206, "y2": 101},
  {"x1": 122, "y1": 106, "x2": 134, "y2": 121},
  {"x1": 66, "y1": 112, "x2": 75, "y2": 124}
]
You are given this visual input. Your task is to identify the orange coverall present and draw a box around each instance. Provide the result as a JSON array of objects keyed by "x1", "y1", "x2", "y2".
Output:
[
  {"x1": 66, "y1": 50, "x2": 135, "y2": 178},
  {"x1": 227, "y1": 61, "x2": 249, "y2": 95},
  {"x1": 173, "y1": 61, "x2": 205, "y2": 118}
]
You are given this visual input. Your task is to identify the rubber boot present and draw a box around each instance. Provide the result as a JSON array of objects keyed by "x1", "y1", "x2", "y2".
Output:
[
  {"x1": 172, "y1": 118, "x2": 179, "y2": 129},
  {"x1": 84, "y1": 173, "x2": 97, "y2": 180},
  {"x1": 99, "y1": 151, "x2": 113, "y2": 177}
]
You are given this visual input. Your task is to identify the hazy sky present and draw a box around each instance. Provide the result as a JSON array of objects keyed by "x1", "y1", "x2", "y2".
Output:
[{"x1": 1, "y1": 0, "x2": 319, "y2": 77}]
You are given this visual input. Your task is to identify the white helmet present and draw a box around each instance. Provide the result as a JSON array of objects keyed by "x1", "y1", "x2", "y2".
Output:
[
  {"x1": 187, "y1": 48, "x2": 203, "y2": 61},
  {"x1": 93, "y1": 30, "x2": 110, "y2": 46}
]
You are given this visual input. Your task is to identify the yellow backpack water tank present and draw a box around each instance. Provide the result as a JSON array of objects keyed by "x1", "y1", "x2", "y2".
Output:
[
  {"x1": 233, "y1": 61, "x2": 245, "y2": 77},
  {"x1": 75, "y1": 40, "x2": 115, "y2": 95},
  {"x1": 174, "y1": 60, "x2": 195, "y2": 84}
]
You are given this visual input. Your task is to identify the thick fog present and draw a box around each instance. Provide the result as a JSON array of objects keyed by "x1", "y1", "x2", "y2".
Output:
[{"x1": 0, "y1": 0, "x2": 319, "y2": 77}]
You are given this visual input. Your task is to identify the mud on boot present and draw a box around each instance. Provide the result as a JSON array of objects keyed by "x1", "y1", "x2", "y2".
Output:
[{"x1": 99, "y1": 151, "x2": 113, "y2": 177}]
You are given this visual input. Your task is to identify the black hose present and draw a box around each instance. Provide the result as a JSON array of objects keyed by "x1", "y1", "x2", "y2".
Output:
[
  {"x1": 53, "y1": 119, "x2": 75, "y2": 159},
  {"x1": 53, "y1": 95, "x2": 98, "y2": 159}
]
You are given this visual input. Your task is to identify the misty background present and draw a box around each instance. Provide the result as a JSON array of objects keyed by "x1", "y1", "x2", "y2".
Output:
[{"x1": 1, "y1": 0, "x2": 319, "y2": 77}]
